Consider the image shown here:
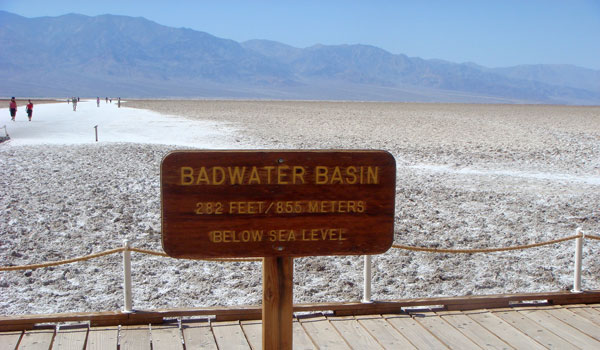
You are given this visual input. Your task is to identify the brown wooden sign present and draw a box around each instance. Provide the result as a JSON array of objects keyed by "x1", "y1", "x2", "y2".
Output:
[{"x1": 161, "y1": 150, "x2": 396, "y2": 258}]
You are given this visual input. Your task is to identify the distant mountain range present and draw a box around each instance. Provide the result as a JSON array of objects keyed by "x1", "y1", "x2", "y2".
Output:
[{"x1": 1, "y1": 11, "x2": 599, "y2": 105}]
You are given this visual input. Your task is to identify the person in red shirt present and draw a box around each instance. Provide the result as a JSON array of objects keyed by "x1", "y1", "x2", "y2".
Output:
[
  {"x1": 26, "y1": 100, "x2": 33, "y2": 121},
  {"x1": 9, "y1": 97, "x2": 17, "y2": 121}
]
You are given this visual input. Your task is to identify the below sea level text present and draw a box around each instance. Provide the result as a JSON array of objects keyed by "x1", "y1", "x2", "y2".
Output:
[{"x1": 209, "y1": 228, "x2": 348, "y2": 243}]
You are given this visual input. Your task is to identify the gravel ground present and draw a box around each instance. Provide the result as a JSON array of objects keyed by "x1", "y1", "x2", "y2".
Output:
[{"x1": 1, "y1": 100, "x2": 599, "y2": 315}]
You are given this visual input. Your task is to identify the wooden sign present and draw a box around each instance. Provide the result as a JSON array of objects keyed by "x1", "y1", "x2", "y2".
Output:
[{"x1": 161, "y1": 150, "x2": 396, "y2": 258}]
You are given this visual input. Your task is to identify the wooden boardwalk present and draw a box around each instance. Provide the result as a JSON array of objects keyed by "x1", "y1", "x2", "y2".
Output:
[{"x1": 2, "y1": 304, "x2": 599, "y2": 349}]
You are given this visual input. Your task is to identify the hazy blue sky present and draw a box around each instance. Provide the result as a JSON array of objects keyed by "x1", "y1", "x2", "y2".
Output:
[{"x1": 2, "y1": 0, "x2": 599, "y2": 69}]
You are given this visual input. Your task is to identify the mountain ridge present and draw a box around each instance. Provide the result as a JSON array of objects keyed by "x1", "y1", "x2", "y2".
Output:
[{"x1": 1, "y1": 11, "x2": 598, "y2": 105}]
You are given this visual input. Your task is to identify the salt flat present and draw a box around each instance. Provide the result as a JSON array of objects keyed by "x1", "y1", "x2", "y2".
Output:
[{"x1": 1, "y1": 100, "x2": 599, "y2": 315}]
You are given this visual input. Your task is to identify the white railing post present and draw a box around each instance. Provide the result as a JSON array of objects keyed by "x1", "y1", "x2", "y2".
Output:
[
  {"x1": 573, "y1": 228, "x2": 584, "y2": 293},
  {"x1": 362, "y1": 255, "x2": 372, "y2": 303},
  {"x1": 123, "y1": 240, "x2": 133, "y2": 312}
]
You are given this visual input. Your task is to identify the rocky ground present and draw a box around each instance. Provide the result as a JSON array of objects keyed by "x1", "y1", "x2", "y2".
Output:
[{"x1": 1, "y1": 100, "x2": 599, "y2": 315}]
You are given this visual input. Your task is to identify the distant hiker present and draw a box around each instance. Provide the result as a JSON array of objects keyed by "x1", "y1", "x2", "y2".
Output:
[
  {"x1": 9, "y1": 97, "x2": 17, "y2": 121},
  {"x1": 118, "y1": 97, "x2": 121, "y2": 108},
  {"x1": 109, "y1": 98, "x2": 112, "y2": 103},
  {"x1": 26, "y1": 100, "x2": 33, "y2": 121},
  {"x1": 67, "y1": 97, "x2": 70, "y2": 104},
  {"x1": 97, "y1": 97, "x2": 100, "y2": 107},
  {"x1": 72, "y1": 97, "x2": 77, "y2": 111},
  {"x1": 77, "y1": 97, "x2": 80, "y2": 102},
  {"x1": 105, "y1": 97, "x2": 108, "y2": 103}
]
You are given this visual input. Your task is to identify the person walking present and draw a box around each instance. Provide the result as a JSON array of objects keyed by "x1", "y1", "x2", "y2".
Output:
[
  {"x1": 9, "y1": 97, "x2": 17, "y2": 121},
  {"x1": 97, "y1": 97, "x2": 100, "y2": 107},
  {"x1": 72, "y1": 97, "x2": 77, "y2": 111},
  {"x1": 118, "y1": 97, "x2": 121, "y2": 108},
  {"x1": 26, "y1": 100, "x2": 33, "y2": 121}
]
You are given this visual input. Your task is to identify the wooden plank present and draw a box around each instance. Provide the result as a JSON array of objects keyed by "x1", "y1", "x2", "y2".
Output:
[
  {"x1": 0, "y1": 330, "x2": 22, "y2": 350},
  {"x1": 17, "y1": 329, "x2": 55, "y2": 350},
  {"x1": 211, "y1": 321, "x2": 251, "y2": 349},
  {"x1": 327, "y1": 316, "x2": 382, "y2": 349},
  {"x1": 566, "y1": 305, "x2": 600, "y2": 325},
  {"x1": 436, "y1": 311, "x2": 512, "y2": 350},
  {"x1": 355, "y1": 315, "x2": 416, "y2": 350},
  {"x1": 544, "y1": 307, "x2": 600, "y2": 341},
  {"x1": 383, "y1": 314, "x2": 449, "y2": 349},
  {"x1": 519, "y1": 308, "x2": 600, "y2": 349},
  {"x1": 412, "y1": 311, "x2": 480, "y2": 350},
  {"x1": 119, "y1": 325, "x2": 151, "y2": 350},
  {"x1": 299, "y1": 316, "x2": 351, "y2": 349},
  {"x1": 466, "y1": 310, "x2": 546, "y2": 350},
  {"x1": 292, "y1": 318, "x2": 317, "y2": 350},
  {"x1": 238, "y1": 319, "x2": 317, "y2": 350},
  {"x1": 150, "y1": 324, "x2": 183, "y2": 350},
  {"x1": 86, "y1": 326, "x2": 119, "y2": 350},
  {"x1": 181, "y1": 321, "x2": 218, "y2": 350},
  {"x1": 493, "y1": 309, "x2": 578, "y2": 349},
  {"x1": 52, "y1": 326, "x2": 88, "y2": 350},
  {"x1": 240, "y1": 320, "x2": 262, "y2": 350}
]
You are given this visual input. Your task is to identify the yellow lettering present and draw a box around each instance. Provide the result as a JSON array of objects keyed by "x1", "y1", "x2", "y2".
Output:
[
  {"x1": 277, "y1": 165, "x2": 289, "y2": 184},
  {"x1": 293, "y1": 166, "x2": 306, "y2": 184},
  {"x1": 315, "y1": 166, "x2": 328, "y2": 184},
  {"x1": 228, "y1": 166, "x2": 246, "y2": 185},
  {"x1": 345, "y1": 166, "x2": 358, "y2": 184},
  {"x1": 330, "y1": 167, "x2": 343, "y2": 184},
  {"x1": 248, "y1": 166, "x2": 261, "y2": 184},
  {"x1": 367, "y1": 166, "x2": 379, "y2": 184},
  {"x1": 310, "y1": 229, "x2": 319, "y2": 241},
  {"x1": 196, "y1": 167, "x2": 209, "y2": 185},
  {"x1": 357, "y1": 201, "x2": 366, "y2": 212},
  {"x1": 180, "y1": 166, "x2": 194, "y2": 185},
  {"x1": 321, "y1": 228, "x2": 329, "y2": 240},
  {"x1": 210, "y1": 231, "x2": 221, "y2": 243},
  {"x1": 264, "y1": 166, "x2": 275, "y2": 184},
  {"x1": 212, "y1": 167, "x2": 225, "y2": 185}
]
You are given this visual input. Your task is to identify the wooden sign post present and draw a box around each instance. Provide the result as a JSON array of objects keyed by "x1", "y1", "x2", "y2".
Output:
[{"x1": 161, "y1": 150, "x2": 396, "y2": 349}]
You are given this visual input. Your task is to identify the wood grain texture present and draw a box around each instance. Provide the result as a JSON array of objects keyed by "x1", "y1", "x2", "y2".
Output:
[
  {"x1": 17, "y1": 329, "x2": 55, "y2": 350},
  {"x1": 0, "y1": 331, "x2": 22, "y2": 350},
  {"x1": 299, "y1": 316, "x2": 351, "y2": 350},
  {"x1": 211, "y1": 321, "x2": 251, "y2": 350},
  {"x1": 86, "y1": 326, "x2": 118, "y2": 350},
  {"x1": 182, "y1": 322, "x2": 218, "y2": 350},
  {"x1": 150, "y1": 324, "x2": 183, "y2": 350},
  {"x1": 355, "y1": 315, "x2": 417, "y2": 349},
  {"x1": 119, "y1": 325, "x2": 151, "y2": 350},
  {"x1": 53, "y1": 326, "x2": 88, "y2": 350},
  {"x1": 161, "y1": 150, "x2": 396, "y2": 258},
  {"x1": 383, "y1": 314, "x2": 449, "y2": 349},
  {"x1": 262, "y1": 257, "x2": 293, "y2": 350},
  {"x1": 492, "y1": 309, "x2": 578, "y2": 349}
]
